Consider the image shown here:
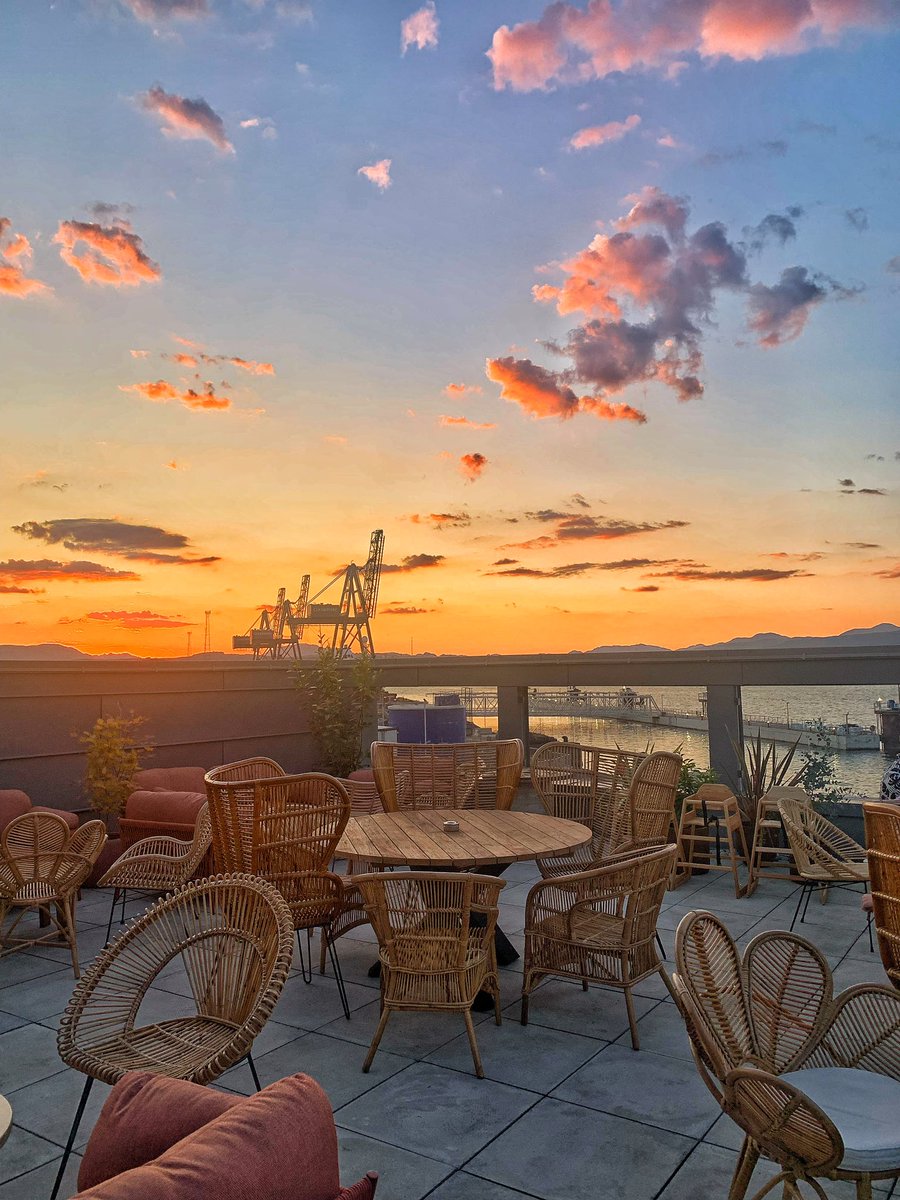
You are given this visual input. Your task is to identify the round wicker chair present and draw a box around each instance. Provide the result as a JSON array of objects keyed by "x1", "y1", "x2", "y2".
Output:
[{"x1": 50, "y1": 872, "x2": 294, "y2": 1200}]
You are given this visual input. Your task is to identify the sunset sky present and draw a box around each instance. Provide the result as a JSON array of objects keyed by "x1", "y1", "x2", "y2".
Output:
[{"x1": 1, "y1": 0, "x2": 897, "y2": 657}]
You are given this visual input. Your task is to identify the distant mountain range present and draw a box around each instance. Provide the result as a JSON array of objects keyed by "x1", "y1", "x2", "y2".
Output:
[
  {"x1": 587, "y1": 623, "x2": 900, "y2": 654},
  {"x1": 1, "y1": 623, "x2": 898, "y2": 661}
]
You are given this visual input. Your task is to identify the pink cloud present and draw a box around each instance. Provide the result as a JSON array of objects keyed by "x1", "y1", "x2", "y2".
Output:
[
  {"x1": 0, "y1": 218, "x2": 52, "y2": 299},
  {"x1": 139, "y1": 86, "x2": 233, "y2": 153},
  {"x1": 443, "y1": 382, "x2": 483, "y2": 398},
  {"x1": 120, "y1": 379, "x2": 231, "y2": 411},
  {"x1": 358, "y1": 159, "x2": 392, "y2": 190},
  {"x1": 401, "y1": 2, "x2": 439, "y2": 53},
  {"x1": 747, "y1": 266, "x2": 833, "y2": 346},
  {"x1": 439, "y1": 415, "x2": 497, "y2": 430},
  {"x1": 119, "y1": 1, "x2": 209, "y2": 22},
  {"x1": 485, "y1": 356, "x2": 647, "y2": 422},
  {"x1": 460, "y1": 452, "x2": 489, "y2": 481},
  {"x1": 487, "y1": 0, "x2": 897, "y2": 91},
  {"x1": 569, "y1": 114, "x2": 640, "y2": 150},
  {"x1": 54, "y1": 220, "x2": 161, "y2": 287}
]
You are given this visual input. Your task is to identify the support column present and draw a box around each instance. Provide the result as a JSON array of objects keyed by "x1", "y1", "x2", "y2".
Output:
[
  {"x1": 706, "y1": 684, "x2": 744, "y2": 793},
  {"x1": 497, "y1": 685, "x2": 530, "y2": 764}
]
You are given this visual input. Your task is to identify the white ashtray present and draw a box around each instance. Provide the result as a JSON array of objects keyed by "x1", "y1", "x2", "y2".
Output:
[{"x1": 442, "y1": 819, "x2": 460, "y2": 833}]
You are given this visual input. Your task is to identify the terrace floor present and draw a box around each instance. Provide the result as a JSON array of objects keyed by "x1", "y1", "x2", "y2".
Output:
[{"x1": 0, "y1": 795, "x2": 891, "y2": 1200}]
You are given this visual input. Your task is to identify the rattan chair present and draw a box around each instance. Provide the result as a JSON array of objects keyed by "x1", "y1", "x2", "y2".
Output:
[
  {"x1": 0, "y1": 812, "x2": 106, "y2": 977},
  {"x1": 530, "y1": 742, "x2": 645, "y2": 879},
  {"x1": 521, "y1": 844, "x2": 677, "y2": 1049},
  {"x1": 672, "y1": 909, "x2": 900, "y2": 1200},
  {"x1": 370, "y1": 740, "x2": 523, "y2": 811},
  {"x1": 778, "y1": 793, "x2": 872, "y2": 947},
  {"x1": 205, "y1": 764, "x2": 354, "y2": 1017},
  {"x1": 98, "y1": 803, "x2": 213, "y2": 940},
  {"x1": 355, "y1": 871, "x2": 505, "y2": 1077},
  {"x1": 747, "y1": 786, "x2": 808, "y2": 894},
  {"x1": 50, "y1": 872, "x2": 294, "y2": 1200},
  {"x1": 628, "y1": 750, "x2": 682, "y2": 848},
  {"x1": 672, "y1": 783, "x2": 751, "y2": 897},
  {"x1": 864, "y1": 801, "x2": 900, "y2": 988}
]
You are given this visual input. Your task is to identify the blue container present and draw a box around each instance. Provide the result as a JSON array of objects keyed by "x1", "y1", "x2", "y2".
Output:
[{"x1": 387, "y1": 703, "x2": 467, "y2": 744}]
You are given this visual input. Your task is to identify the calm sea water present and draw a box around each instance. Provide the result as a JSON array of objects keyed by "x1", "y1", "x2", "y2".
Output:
[{"x1": 395, "y1": 683, "x2": 900, "y2": 796}]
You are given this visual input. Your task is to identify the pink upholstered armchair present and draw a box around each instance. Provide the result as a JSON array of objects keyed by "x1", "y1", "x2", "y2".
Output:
[
  {"x1": 71, "y1": 1071, "x2": 378, "y2": 1199},
  {"x1": 0, "y1": 789, "x2": 79, "y2": 834},
  {"x1": 119, "y1": 767, "x2": 207, "y2": 850}
]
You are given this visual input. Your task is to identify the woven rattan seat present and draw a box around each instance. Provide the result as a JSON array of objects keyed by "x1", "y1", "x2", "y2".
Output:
[{"x1": 864, "y1": 801, "x2": 900, "y2": 988}]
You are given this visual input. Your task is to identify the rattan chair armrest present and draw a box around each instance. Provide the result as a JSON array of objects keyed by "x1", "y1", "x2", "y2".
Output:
[
  {"x1": 50, "y1": 851, "x2": 102, "y2": 892},
  {"x1": 805, "y1": 983, "x2": 900, "y2": 1078},
  {"x1": 109, "y1": 834, "x2": 193, "y2": 863}
]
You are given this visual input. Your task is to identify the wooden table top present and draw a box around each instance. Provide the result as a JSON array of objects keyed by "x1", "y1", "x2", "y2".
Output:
[{"x1": 335, "y1": 809, "x2": 592, "y2": 870}]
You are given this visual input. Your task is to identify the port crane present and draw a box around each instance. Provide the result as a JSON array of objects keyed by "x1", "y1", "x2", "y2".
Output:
[{"x1": 232, "y1": 530, "x2": 384, "y2": 660}]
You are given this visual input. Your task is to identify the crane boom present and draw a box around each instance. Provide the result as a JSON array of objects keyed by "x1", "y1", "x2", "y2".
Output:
[{"x1": 363, "y1": 529, "x2": 384, "y2": 617}]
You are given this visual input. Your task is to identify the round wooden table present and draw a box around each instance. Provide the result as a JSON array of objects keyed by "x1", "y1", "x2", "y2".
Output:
[
  {"x1": 336, "y1": 809, "x2": 592, "y2": 871},
  {"x1": 0, "y1": 1094, "x2": 11, "y2": 1151}
]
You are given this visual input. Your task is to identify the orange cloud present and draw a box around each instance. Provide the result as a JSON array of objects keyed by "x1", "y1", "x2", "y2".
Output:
[
  {"x1": 83, "y1": 610, "x2": 194, "y2": 629},
  {"x1": 439, "y1": 415, "x2": 497, "y2": 430},
  {"x1": 120, "y1": 380, "x2": 231, "y2": 410},
  {"x1": 381, "y1": 554, "x2": 446, "y2": 573},
  {"x1": 407, "y1": 512, "x2": 471, "y2": 529},
  {"x1": 569, "y1": 114, "x2": 640, "y2": 150},
  {"x1": 0, "y1": 559, "x2": 140, "y2": 584},
  {"x1": 485, "y1": 356, "x2": 647, "y2": 423},
  {"x1": 443, "y1": 382, "x2": 483, "y2": 398},
  {"x1": 54, "y1": 220, "x2": 161, "y2": 287},
  {"x1": 0, "y1": 218, "x2": 51, "y2": 299},
  {"x1": 488, "y1": 0, "x2": 897, "y2": 91},
  {"x1": 173, "y1": 334, "x2": 205, "y2": 349},
  {"x1": 460, "y1": 452, "x2": 488, "y2": 481},
  {"x1": 139, "y1": 86, "x2": 233, "y2": 153},
  {"x1": 358, "y1": 159, "x2": 392, "y2": 190}
]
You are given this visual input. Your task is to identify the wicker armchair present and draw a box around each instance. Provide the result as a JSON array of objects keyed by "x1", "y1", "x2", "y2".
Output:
[
  {"x1": 0, "y1": 812, "x2": 106, "y2": 977},
  {"x1": 51, "y1": 872, "x2": 294, "y2": 1200},
  {"x1": 778, "y1": 793, "x2": 872, "y2": 946},
  {"x1": 98, "y1": 803, "x2": 213, "y2": 940},
  {"x1": 355, "y1": 871, "x2": 505, "y2": 1077},
  {"x1": 530, "y1": 742, "x2": 645, "y2": 879},
  {"x1": 628, "y1": 750, "x2": 682, "y2": 848},
  {"x1": 521, "y1": 844, "x2": 677, "y2": 1049},
  {"x1": 370, "y1": 740, "x2": 523, "y2": 812},
  {"x1": 864, "y1": 801, "x2": 900, "y2": 988},
  {"x1": 672, "y1": 910, "x2": 900, "y2": 1200},
  {"x1": 205, "y1": 765, "x2": 354, "y2": 1017}
]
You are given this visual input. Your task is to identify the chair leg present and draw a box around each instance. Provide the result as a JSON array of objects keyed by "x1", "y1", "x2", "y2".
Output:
[
  {"x1": 319, "y1": 932, "x2": 328, "y2": 976},
  {"x1": 62, "y1": 896, "x2": 79, "y2": 979},
  {"x1": 728, "y1": 1136, "x2": 760, "y2": 1200},
  {"x1": 105, "y1": 889, "x2": 119, "y2": 942},
  {"x1": 789, "y1": 884, "x2": 806, "y2": 932},
  {"x1": 462, "y1": 1009, "x2": 485, "y2": 1078},
  {"x1": 362, "y1": 1008, "x2": 391, "y2": 1073},
  {"x1": 864, "y1": 884, "x2": 874, "y2": 952},
  {"x1": 624, "y1": 986, "x2": 640, "y2": 1051},
  {"x1": 655, "y1": 931, "x2": 667, "y2": 960},
  {"x1": 855, "y1": 1179, "x2": 874, "y2": 1200},
  {"x1": 246, "y1": 1052, "x2": 262, "y2": 1092},
  {"x1": 326, "y1": 931, "x2": 351, "y2": 1020},
  {"x1": 50, "y1": 1075, "x2": 94, "y2": 1200},
  {"x1": 120, "y1": 888, "x2": 127, "y2": 926},
  {"x1": 296, "y1": 928, "x2": 312, "y2": 983}
]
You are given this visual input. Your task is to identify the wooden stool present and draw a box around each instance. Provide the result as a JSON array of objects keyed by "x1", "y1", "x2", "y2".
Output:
[
  {"x1": 746, "y1": 786, "x2": 806, "y2": 896},
  {"x1": 672, "y1": 784, "x2": 750, "y2": 898}
]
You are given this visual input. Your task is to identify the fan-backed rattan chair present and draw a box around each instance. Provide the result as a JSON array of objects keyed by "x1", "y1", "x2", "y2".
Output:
[
  {"x1": 98, "y1": 802, "x2": 213, "y2": 940},
  {"x1": 521, "y1": 844, "x2": 677, "y2": 1049},
  {"x1": 205, "y1": 764, "x2": 354, "y2": 1016},
  {"x1": 530, "y1": 742, "x2": 645, "y2": 879},
  {"x1": 370, "y1": 739, "x2": 523, "y2": 811},
  {"x1": 50, "y1": 872, "x2": 294, "y2": 1200},
  {"x1": 355, "y1": 871, "x2": 505, "y2": 1077},
  {"x1": 864, "y1": 801, "x2": 900, "y2": 988},
  {"x1": 777, "y1": 793, "x2": 872, "y2": 948},
  {"x1": 628, "y1": 750, "x2": 682, "y2": 849},
  {"x1": 0, "y1": 812, "x2": 106, "y2": 977},
  {"x1": 672, "y1": 909, "x2": 900, "y2": 1200}
]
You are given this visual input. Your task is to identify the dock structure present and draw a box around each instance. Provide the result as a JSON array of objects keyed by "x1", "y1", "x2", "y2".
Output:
[{"x1": 438, "y1": 687, "x2": 880, "y2": 752}]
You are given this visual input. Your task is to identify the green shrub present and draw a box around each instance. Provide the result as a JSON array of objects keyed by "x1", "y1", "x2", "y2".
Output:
[
  {"x1": 80, "y1": 714, "x2": 152, "y2": 825},
  {"x1": 294, "y1": 647, "x2": 379, "y2": 777}
]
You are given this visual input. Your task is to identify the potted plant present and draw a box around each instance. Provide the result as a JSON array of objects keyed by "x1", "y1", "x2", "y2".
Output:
[
  {"x1": 80, "y1": 714, "x2": 152, "y2": 833},
  {"x1": 294, "y1": 646, "x2": 380, "y2": 778}
]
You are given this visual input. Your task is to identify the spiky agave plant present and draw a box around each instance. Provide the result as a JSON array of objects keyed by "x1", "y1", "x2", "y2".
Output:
[{"x1": 734, "y1": 729, "x2": 806, "y2": 825}]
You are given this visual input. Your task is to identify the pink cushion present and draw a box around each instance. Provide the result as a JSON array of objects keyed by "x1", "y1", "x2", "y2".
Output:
[
  {"x1": 125, "y1": 791, "x2": 206, "y2": 824},
  {"x1": 133, "y1": 767, "x2": 207, "y2": 794},
  {"x1": 73, "y1": 1074, "x2": 351, "y2": 1200},
  {"x1": 0, "y1": 790, "x2": 34, "y2": 829},
  {"x1": 32, "y1": 805, "x2": 79, "y2": 830},
  {"x1": 77, "y1": 1073, "x2": 241, "y2": 1191}
]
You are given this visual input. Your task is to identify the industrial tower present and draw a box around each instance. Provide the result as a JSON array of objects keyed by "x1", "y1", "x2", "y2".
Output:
[{"x1": 232, "y1": 530, "x2": 384, "y2": 660}]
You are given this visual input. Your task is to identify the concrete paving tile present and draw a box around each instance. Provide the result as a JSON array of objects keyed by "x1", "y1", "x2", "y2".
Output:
[
  {"x1": 0, "y1": 1151, "x2": 82, "y2": 1199},
  {"x1": 427, "y1": 1171, "x2": 533, "y2": 1200},
  {"x1": 703, "y1": 1112, "x2": 745, "y2": 1152},
  {"x1": 614, "y1": 995, "x2": 693, "y2": 1060},
  {"x1": 552, "y1": 1043, "x2": 720, "y2": 1138},
  {"x1": 0, "y1": 971, "x2": 78, "y2": 1021},
  {"x1": 5, "y1": 1068, "x2": 110, "y2": 1149},
  {"x1": 657, "y1": 904, "x2": 761, "y2": 938},
  {"x1": 832, "y1": 952, "x2": 890, "y2": 990},
  {"x1": 0, "y1": 1127, "x2": 61, "y2": 1184},
  {"x1": 317, "y1": 936, "x2": 389, "y2": 992},
  {"x1": 21, "y1": 923, "x2": 113, "y2": 969},
  {"x1": 221, "y1": 1030, "x2": 413, "y2": 1106},
  {"x1": 317, "y1": 999, "x2": 491, "y2": 1058},
  {"x1": 466, "y1": 1096, "x2": 694, "y2": 1200},
  {"x1": 336, "y1": 1130, "x2": 451, "y2": 1200},
  {"x1": 0, "y1": 1024, "x2": 68, "y2": 1093},
  {"x1": 426, "y1": 1014, "x2": 604, "y2": 1091},
  {"x1": 335, "y1": 1062, "x2": 537, "y2": 1166},
  {"x1": 0, "y1": 954, "x2": 68, "y2": 990},
  {"x1": 0, "y1": 1013, "x2": 24, "y2": 1036},
  {"x1": 512, "y1": 978, "x2": 659, "y2": 1042},
  {"x1": 497, "y1": 903, "x2": 526, "y2": 936},
  {"x1": 268, "y1": 973, "x2": 379, "y2": 1029}
]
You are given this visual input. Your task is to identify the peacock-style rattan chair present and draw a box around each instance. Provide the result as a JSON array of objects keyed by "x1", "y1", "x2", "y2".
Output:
[
  {"x1": 777, "y1": 792, "x2": 872, "y2": 948},
  {"x1": 0, "y1": 812, "x2": 106, "y2": 978},
  {"x1": 864, "y1": 801, "x2": 900, "y2": 989},
  {"x1": 50, "y1": 872, "x2": 294, "y2": 1200},
  {"x1": 205, "y1": 764, "x2": 354, "y2": 1017},
  {"x1": 355, "y1": 871, "x2": 505, "y2": 1077},
  {"x1": 530, "y1": 742, "x2": 645, "y2": 879},
  {"x1": 98, "y1": 802, "x2": 213, "y2": 940},
  {"x1": 672, "y1": 909, "x2": 900, "y2": 1200},
  {"x1": 521, "y1": 844, "x2": 677, "y2": 1049},
  {"x1": 370, "y1": 739, "x2": 523, "y2": 812}
]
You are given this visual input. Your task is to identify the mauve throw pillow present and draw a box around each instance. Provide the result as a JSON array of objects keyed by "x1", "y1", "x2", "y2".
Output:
[
  {"x1": 77, "y1": 1073, "x2": 242, "y2": 1191},
  {"x1": 74, "y1": 1074, "x2": 343, "y2": 1200}
]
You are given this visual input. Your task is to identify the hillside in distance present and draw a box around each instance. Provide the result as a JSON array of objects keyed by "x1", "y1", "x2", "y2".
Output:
[{"x1": 587, "y1": 623, "x2": 900, "y2": 654}]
